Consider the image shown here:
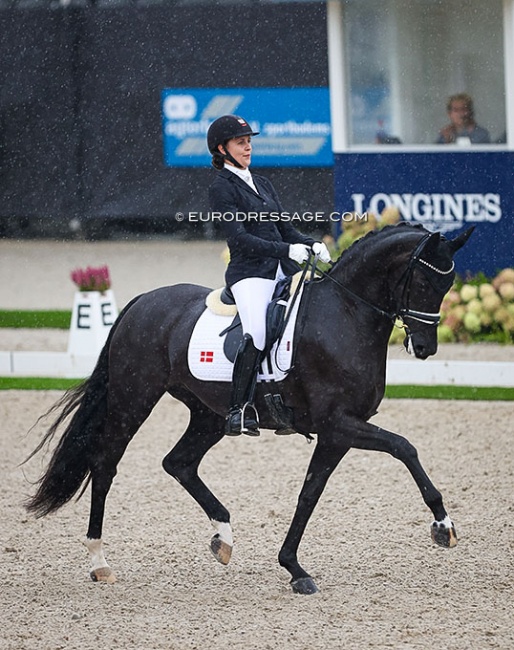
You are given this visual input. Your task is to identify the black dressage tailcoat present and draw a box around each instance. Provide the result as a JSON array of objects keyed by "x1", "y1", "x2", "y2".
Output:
[{"x1": 209, "y1": 168, "x2": 315, "y2": 286}]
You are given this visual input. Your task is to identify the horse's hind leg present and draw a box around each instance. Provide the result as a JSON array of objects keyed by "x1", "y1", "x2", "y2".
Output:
[
  {"x1": 85, "y1": 387, "x2": 166, "y2": 583},
  {"x1": 347, "y1": 417, "x2": 458, "y2": 549},
  {"x1": 162, "y1": 393, "x2": 231, "y2": 564}
]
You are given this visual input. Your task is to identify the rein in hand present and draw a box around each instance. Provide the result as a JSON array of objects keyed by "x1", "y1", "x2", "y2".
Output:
[{"x1": 307, "y1": 239, "x2": 447, "y2": 330}]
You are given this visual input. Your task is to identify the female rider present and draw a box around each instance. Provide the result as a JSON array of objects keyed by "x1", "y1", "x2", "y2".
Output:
[{"x1": 207, "y1": 114, "x2": 331, "y2": 437}]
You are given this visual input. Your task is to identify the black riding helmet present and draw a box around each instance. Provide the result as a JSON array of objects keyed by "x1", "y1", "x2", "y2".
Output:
[{"x1": 207, "y1": 115, "x2": 259, "y2": 169}]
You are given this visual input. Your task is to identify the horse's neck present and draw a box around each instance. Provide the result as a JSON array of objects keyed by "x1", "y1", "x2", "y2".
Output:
[{"x1": 331, "y1": 241, "x2": 394, "y2": 306}]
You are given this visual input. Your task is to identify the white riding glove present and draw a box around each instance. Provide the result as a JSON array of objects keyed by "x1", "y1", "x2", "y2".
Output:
[
  {"x1": 311, "y1": 241, "x2": 331, "y2": 264},
  {"x1": 288, "y1": 243, "x2": 310, "y2": 264}
]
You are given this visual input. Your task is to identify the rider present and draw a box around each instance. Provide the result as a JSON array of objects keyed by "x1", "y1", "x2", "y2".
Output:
[{"x1": 207, "y1": 114, "x2": 331, "y2": 437}]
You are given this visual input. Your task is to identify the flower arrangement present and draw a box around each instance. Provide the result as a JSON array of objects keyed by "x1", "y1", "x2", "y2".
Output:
[
  {"x1": 388, "y1": 268, "x2": 514, "y2": 345},
  {"x1": 71, "y1": 265, "x2": 111, "y2": 293},
  {"x1": 330, "y1": 206, "x2": 402, "y2": 254},
  {"x1": 437, "y1": 268, "x2": 514, "y2": 343}
]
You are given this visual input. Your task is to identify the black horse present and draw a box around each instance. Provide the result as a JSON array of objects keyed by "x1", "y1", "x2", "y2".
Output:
[{"x1": 26, "y1": 223, "x2": 473, "y2": 595}]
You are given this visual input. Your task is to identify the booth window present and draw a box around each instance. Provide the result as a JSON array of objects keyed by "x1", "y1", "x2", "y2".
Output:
[{"x1": 343, "y1": 0, "x2": 506, "y2": 146}]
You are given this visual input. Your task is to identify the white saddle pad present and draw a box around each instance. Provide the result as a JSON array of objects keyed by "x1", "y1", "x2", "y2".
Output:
[{"x1": 187, "y1": 286, "x2": 304, "y2": 383}]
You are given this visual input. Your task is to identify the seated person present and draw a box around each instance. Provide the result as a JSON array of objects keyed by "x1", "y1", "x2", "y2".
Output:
[
  {"x1": 376, "y1": 133, "x2": 402, "y2": 145},
  {"x1": 436, "y1": 93, "x2": 490, "y2": 144},
  {"x1": 375, "y1": 120, "x2": 402, "y2": 145}
]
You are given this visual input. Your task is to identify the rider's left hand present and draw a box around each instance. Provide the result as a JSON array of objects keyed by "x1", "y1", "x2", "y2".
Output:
[{"x1": 311, "y1": 242, "x2": 331, "y2": 264}]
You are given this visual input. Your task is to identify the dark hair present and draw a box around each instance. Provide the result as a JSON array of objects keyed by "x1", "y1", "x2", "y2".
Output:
[{"x1": 211, "y1": 151, "x2": 225, "y2": 170}]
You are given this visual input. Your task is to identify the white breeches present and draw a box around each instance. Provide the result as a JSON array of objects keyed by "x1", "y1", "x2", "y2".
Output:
[{"x1": 231, "y1": 266, "x2": 286, "y2": 351}]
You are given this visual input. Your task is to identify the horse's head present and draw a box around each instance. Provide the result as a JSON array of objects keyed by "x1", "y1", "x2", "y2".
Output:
[{"x1": 394, "y1": 226, "x2": 474, "y2": 359}]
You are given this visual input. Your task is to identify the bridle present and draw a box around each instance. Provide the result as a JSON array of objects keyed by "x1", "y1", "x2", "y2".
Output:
[
  {"x1": 314, "y1": 233, "x2": 455, "y2": 332},
  {"x1": 394, "y1": 233, "x2": 454, "y2": 329}
]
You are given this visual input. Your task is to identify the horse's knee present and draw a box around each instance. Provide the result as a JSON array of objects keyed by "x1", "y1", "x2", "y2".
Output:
[
  {"x1": 392, "y1": 436, "x2": 418, "y2": 462},
  {"x1": 162, "y1": 451, "x2": 191, "y2": 482}
]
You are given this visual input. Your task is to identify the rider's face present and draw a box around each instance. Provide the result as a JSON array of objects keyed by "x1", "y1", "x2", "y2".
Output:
[{"x1": 220, "y1": 135, "x2": 252, "y2": 169}]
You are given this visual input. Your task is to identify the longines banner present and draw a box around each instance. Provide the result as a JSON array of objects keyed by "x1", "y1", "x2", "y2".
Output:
[
  {"x1": 334, "y1": 151, "x2": 514, "y2": 276},
  {"x1": 162, "y1": 88, "x2": 333, "y2": 167}
]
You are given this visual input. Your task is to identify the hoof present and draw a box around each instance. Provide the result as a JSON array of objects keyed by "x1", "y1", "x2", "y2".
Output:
[
  {"x1": 209, "y1": 535, "x2": 232, "y2": 565},
  {"x1": 431, "y1": 519, "x2": 458, "y2": 548},
  {"x1": 274, "y1": 427, "x2": 297, "y2": 436},
  {"x1": 291, "y1": 576, "x2": 319, "y2": 595},
  {"x1": 90, "y1": 567, "x2": 116, "y2": 584}
]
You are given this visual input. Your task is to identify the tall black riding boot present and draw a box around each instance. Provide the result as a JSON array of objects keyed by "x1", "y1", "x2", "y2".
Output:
[{"x1": 226, "y1": 334, "x2": 261, "y2": 436}]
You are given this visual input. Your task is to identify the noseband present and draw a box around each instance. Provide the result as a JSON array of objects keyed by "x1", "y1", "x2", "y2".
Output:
[{"x1": 317, "y1": 232, "x2": 455, "y2": 329}]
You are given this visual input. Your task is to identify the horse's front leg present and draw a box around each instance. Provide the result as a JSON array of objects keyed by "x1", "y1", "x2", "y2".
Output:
[
  {"x1": 162, "y1": 404, "x2": 232, "y2": 565},
  {"x1": 349, "y1": 417, "x2": 458, "y2": 549},
  {"x1": 278, "y1": 437, "x2": 351, "y2": 595}
]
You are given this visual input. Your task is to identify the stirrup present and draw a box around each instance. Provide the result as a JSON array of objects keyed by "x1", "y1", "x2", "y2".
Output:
[
  {"x1": 241, "y1": 402, "x2": 260, "y2": 436},
  {"x1": 225, "y1": 404, "x2": 260, "y2": 437}
]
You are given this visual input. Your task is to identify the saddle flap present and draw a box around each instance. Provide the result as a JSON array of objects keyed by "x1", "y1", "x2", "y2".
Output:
[{"x1": 222, "y1": 314, "x2": 242, "y2": 362}]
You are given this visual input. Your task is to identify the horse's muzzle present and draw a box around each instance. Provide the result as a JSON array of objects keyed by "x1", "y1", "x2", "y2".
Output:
[{"x1": 404, "y1": 332, "x2": 438, "y2": 359}]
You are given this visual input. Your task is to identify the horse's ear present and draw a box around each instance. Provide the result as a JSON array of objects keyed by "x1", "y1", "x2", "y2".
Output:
[{"x1": 447, "y1": 226, "x2": 475, "y2": 255}]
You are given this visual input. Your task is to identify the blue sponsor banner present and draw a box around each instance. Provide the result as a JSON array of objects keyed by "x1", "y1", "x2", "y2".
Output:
[
  {"x1": 333, "y1": 151, "x2": 514, "y2": 276},
  {"x1": 162, "y1": 87, "x2": 332, "y2": 167}
]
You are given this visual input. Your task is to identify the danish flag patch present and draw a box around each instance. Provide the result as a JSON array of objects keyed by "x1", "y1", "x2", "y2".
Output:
[{"x1": 200, "y1": 350, "x2": 214, "y2": 363}]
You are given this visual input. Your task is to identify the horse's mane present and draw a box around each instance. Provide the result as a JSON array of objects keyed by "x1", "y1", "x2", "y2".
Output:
[{"x1": 330, "y1": 222, "x2": 428, "y2": 271}]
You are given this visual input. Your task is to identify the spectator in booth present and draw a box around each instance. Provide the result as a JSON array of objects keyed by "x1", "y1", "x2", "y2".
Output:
[
  {"x1": 376, "y1": 133, "x2": 402, "y2": 145},
  {"x1": 375, "y1": 119, "x2": 402, "y2": 145},
  {"x1": 436, "y1": 93, "x2": 490, "y2": 145}
]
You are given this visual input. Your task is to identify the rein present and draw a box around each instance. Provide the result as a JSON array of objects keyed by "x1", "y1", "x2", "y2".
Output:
[
  {"x1": 316, "y1": 265, "x2": 396, "y2": 322},
  {"x1": 272, "y1": 255, "x2": 316, "y2": 373},
  {"x1": 274, "y1": 232, "x2": 452, "y2": 374},
  {"x1": 316, "y1": 233, "x2": 454, "y2": 330}
]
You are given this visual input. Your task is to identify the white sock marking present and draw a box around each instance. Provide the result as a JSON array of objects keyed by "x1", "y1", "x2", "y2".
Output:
[
  {"x1": 83, "y1": 537, "x2": 110, "y2": 572},
  {"x1": 436, "y1": 515, "x2": 453, "y2": 529},
  {"x1": 210, "y1": 521, "x2": 234, "y2": 547}
]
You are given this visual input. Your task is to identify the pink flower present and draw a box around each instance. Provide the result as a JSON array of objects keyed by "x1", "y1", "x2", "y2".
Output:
[{"x1": 71, "y1": 265, "x2": 111, "y2": 292}]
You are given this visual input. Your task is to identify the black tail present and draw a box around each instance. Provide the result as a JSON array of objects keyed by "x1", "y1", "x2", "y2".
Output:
[{"x1": 25, "y1": 295, "x2": 142, "y2": 517}]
